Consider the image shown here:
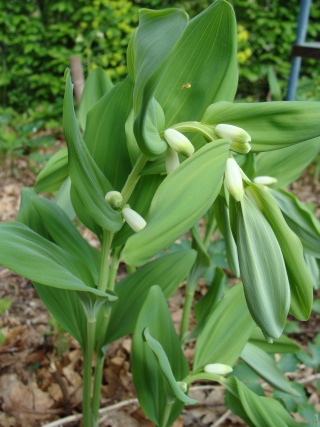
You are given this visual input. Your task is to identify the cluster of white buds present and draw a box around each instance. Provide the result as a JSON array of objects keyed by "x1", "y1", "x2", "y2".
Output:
[
  {"x1": 215, "y1": 124, "x2": 251, "y2": 154},
  {"x1": 224, "y1": 158, "x2": 244, "y2": 202},
  {"x1": 163, "y1": 128, "x2": 194, "y2": 175},
  {"x1": 253, "y1": 176, "x2": 278, "y2": 185},
  {"x1": 105, "y1": 191, "x2": 147, "y2": 233},
  {"x1": 204, "y1": 363, "x2": 233, "y2": 375}
]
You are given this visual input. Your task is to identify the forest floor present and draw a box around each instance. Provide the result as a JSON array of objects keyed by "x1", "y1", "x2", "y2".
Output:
[{"x1": 0, "y1": 155, "x2": 319, "y2": 427}]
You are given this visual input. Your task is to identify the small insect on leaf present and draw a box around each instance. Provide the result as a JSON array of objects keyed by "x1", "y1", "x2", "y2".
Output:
[{"x1": 181, "y1": 83, "x2": 192, "y2": 90}]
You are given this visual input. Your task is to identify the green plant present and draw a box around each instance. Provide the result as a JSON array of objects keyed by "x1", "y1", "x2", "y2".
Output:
[
  {"x1": 1, "y1": 1, "x2": 320, "y2": 426},
  {"x1": 0, "y1": 298, "x2": 12, "y2": 344}
]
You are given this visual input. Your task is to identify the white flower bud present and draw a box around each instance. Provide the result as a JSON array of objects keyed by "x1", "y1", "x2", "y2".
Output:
[
  {"x1": 177, "y1": 381, "x2": 188, "y2": 393},
  {"x1": 164, "y1": 128, "x2": 194, "y2": 157},
  {"x1": 122, "y1": 206, "x2": 147, "y2": 232},
  {"x1": 166, "y1": 147, "x2": 180, "y2": 175},
  {"x1": 204, "y1": 363, "x2": 233, "y2": 375},
  {"x1": 253, "y1": 176, "x2": 278, "y2": 185},
  {"x1": 105, "y1": 191, "x2": 123, "y2": 208},
  {"x1": 225, "y1": 158, "x2": 244, "y2": 202},
  {"x1": 215, "y1": 124, "x2": 251, "y2": 154}
]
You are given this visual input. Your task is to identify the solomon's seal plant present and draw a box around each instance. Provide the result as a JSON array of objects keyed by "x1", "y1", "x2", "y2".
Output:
[{"x1": 0, "y1": 1, "x2": 319, "y2": 426}]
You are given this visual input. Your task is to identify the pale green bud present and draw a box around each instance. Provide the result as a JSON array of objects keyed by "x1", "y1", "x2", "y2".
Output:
[
  {"x1": 253, "y1": 176, "x2": 278, "y2": 185},
  {"x1": 204, "y1": 363, "x2": 233, "y2": 375},
  {"x1": 215, "y1": 124, "x2": 251, "y2": 154},
  {"x1": 122, "y1": 206, "x2": 147, "y2": 232},
  {"x1": 166, "y1": 147, "x2": 180, "y2": 175},
  {"x1": 177, "y1": 381, "x2": 188, "y2": 393},
  {"x1": 225, "y1": 158, "x2": 244, "y2": 202},
  {"x1": 105, "y1": 191, "x2": 123, "y2": 208},
  {"x1": 164, "y1": 128, "x2": 194, "y2": 157}
]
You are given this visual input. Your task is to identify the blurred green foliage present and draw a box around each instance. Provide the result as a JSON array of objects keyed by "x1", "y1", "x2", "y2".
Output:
[{"x1": 0, "y1": 0, "x2": 319, "y2": 120}]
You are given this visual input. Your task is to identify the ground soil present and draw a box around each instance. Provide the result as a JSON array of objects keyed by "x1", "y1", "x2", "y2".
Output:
[{"x1": 0, "y1": 155, "x2": 319, "y2": 427}]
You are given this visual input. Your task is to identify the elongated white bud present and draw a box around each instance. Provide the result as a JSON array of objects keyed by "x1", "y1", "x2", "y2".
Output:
[
  {"x1": 215, "y1": 124, "x2": 251, "y2": 154},
  {"x1": 253, "y1": 176, "x2": 278, "y2": 185},
  {"x1": 166, "y1": 147, "x2": 180, "y2": 175},
  {"x1": 105, "y1": 191, "x2": 123, "y2": 208},
  {"x1": 225, "y1": 158, "x2": 244, "y2": 202},
  {"x1": 204, "y1": 363, "x2": 233, "y2": 375},
  {"x1": 164, "y1": 128, "x2": 194, "y2": 157},
  {"x1": 122, "y1": 206, "x2": 147, "y2": 232}
]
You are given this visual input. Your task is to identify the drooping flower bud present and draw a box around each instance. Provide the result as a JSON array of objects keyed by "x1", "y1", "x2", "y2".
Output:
[
  {"x1": 177, "y1": 381, "x2": 188, "y2": 393},
  {"x1": 215, "y1": 124, "x2": 251, "y2": 154},
  {"x1": 164, "y1": 128, "x2": 194, "y2": 157},
  {"x1": 225, "y1": 158, "x2": 244, "y2": 202},
  {"x1": 105, "y1": 191, "x2": 123, "y2": 208},
  {"x1": 253, "y1": 176, "x2": 278, "y2": 185},
  {"x1": 204, "y1": 363, "x2": 233, "y2": 375},
  {"x1": 166, "y1": 147, "x2": 180, "y2": 175},
  {"x1": 121, "y1": 206, "x2": 147, "y2": 232}
]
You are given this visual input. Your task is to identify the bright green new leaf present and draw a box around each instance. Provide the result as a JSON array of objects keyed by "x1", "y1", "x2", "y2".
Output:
[
  {"x1": 78, "y1": 68, "x2": 113, "y2": 131},
  {"x1": 241, "y1": 342, "x2": 299, "y2": 396},
  {"x1": 156, "y1": 0, "x2": 238, "y2": 126},
  {"x1": 248, "y1": 328, "x2": 300, "y2": 354},
  {"x1": 270, "y1": 188, "x2": 320, "y2": 258},
  {"x1": 105, "y1": 249, "x2": 196, "y2": 343},
  {"x1": 132, "y1": 286, "x2": 191, "y2": 427},
  {"x1": 122, "y1": 140, "x2": 229, "y2": 266},
  {"x1": 247, "y1": 184, "x2": 313, "y2": 320},
  {"x1": 0, "y1": 222, "x2": 107, "y2": 298},
  {"x1": 201, "y1": 101, "x2": 320, "y2": 152},
  {"x1": 34, "y1": 147, "x2": 68, "y2": 194},
  {"x1": 230, "y1": 194, "x2": 290, "y2": 339},
  {"x1": 63, "y1": 70, "x2": 122, "y2": 232},
  {"x1": 255, "y1": 137, "x2": 320, "y2": 188},
  {"x1": 223, "y1": 376, "x2": 303, "y2": 427},
  {"x1": 193, "y1": 284, "x2": 255, "y2": 371},
  {"x1": 84, "y1": 76, "x2": 134, "y2": 190}
]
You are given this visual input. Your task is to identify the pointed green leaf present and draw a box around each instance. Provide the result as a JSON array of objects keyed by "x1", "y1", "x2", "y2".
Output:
[
  {"x1": 156, "y1": 0, "x2": 238, "y2": 128},
  {"x1": 63, "y1": 70, "x2": 122, "y2": 232},
  {"x1": 194, "y1": 284, "x2": 255, "y2": 371},
  {"x1": 247, "y1": 184, "x2": 313, "y2": 320},
  {"x1": 84, "y1": 76, "x2": 134, "y2": 190},
  {"x1": 270, "y1": 188, "x2": 320, "y2": 258},
  {"x1": 132, "y1": 286, "x2": 191, "y2": 427},
  {"x1": 123, "y1": 140, "x2": 229, "y2": 266},
  {"x1": 78, "y1": 68, "x2": 113, "y2": 131},
  {"x1": 249, "y1": 328, "x2": 300, "y2": 354},
  {"x1": 241, "y1": 343, "x2": 299, "y2": 396},
  {"x1": 202, "y1": 101, "x2": 320, "y2": 152},
  {"x1": 230, "y1": 194, "x2": 290, "y2": 339},
  {"x1": 34, "y1": 148, "x2": 68, "y2": 194},
  {"x1": 223, "y1": 376, "x2": 303, "y2": 427},
  {"x1": 256, "y1": 137, "x2": 320, "y2": 188},
  {"x1": 105, "y1": 249, "x2": 196, "y2": 343}
]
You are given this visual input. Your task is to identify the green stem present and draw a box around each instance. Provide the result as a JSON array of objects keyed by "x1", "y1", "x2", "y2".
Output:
[
  {"x1": 98, "y1": 231, "x2": 113, "y2": 293},
  {"x1": 121, "y1": 154, "x2": 147, "y2": 206},
  {"x1": 83, "y1": 318, "x2": 96, "y2": 427},
  {"x1": 203, "y1": 216, "x2": 217, "y2": 248},
  {"x1": 170, "y1": 121, "x2": 217, "y2": 141},
  {"x1": 179, "y1": 273, "x2": 199, "y2": 342}
]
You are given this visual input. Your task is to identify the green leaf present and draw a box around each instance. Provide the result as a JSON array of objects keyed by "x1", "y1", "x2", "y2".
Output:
[
  {"x1": 155, "y1": 0, "x2": 238, "y2": 126},
  {"x1": 241, "y1": 342, "x2": 299, "y2": 396},
  {"x1": 270, "y1": 188, "x2": 320, "y2": 258},
  {"x1": 0, "y1": 299, "x2": 12, "y2": 313},
  {"x1": 255, "y1": 137, "x2": 320, "y2": 188},
  {"x1": 84, "y1": 76, "x2": 134, "y2": 190},
  {"x1": 63, "y1": 70, "x2": 122, "y2": 232},
  {"x1": 193, "y1": 283, "x2": 255, "y2": 371},
  {"x1": 202, "y1": 101, "x2": 320, "y2": 152},
  {"x1": 133, "y1": 8, "x2": 188, "y2": 157},
  {"x1": 78, "y1": 68, "x2": 113, "y2": 131},
  {"x1": 122, "y1": 140, "x2": 229, "y2": 266},
  {"x1": 105, "y1": 249, "x2": 196, "y2": 343},
  {"x1": 223, "y1": 376, "x2": 303, "y2": 427},
  {"x1": 132, "y1": 286, "x2": 191, "y2": 427},
  {"x1": 34, "y1": 147, "x2": 68, "y2": 194},
  {"x1": 247, "y1": 184, "x2": 313, "y2": 320},
  {"x1": 249, "y1": 328, "x2": 300, "y2": 354},
  {"x1": 0, "y1": 222, "x2": 107, "y2": 298},
  {"x1": 230, "y1": 194, "x2": 290, "y2": 339}
]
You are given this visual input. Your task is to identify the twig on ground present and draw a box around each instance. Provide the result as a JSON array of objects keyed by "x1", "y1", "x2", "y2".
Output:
[{"x1": 211, "y1": 409, "x2": 232, "y2": 427}]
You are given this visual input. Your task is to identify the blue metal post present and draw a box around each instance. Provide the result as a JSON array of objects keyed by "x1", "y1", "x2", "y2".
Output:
[{"x1": 286, "y1": 0, "x2": 312, "y2": 100}]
